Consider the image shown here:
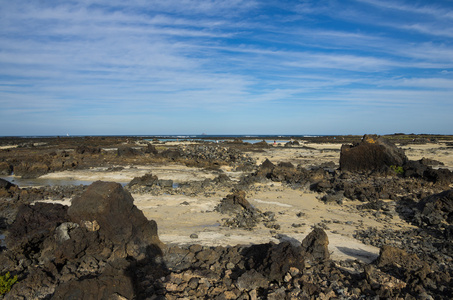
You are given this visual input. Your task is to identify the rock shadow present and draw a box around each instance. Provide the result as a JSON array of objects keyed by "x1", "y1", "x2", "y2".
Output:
[
  {"x1": 127, "y1": 244, "x2": 169, "y2": 299},
  {"x1": 336, "y1": 246, "x2": 379, "y2": 263}
]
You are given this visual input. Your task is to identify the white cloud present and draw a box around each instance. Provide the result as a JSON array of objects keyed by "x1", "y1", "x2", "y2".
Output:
[{"x1": 0, "y1": 0, "x2": 452, "y2": 135}]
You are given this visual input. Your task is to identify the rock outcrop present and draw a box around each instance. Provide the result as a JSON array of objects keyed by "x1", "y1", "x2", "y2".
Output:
[
  {"x1": 415, "y1": 189, "x2": 453, "y2": 226},
  {"x1": 67, "y1": 181, "x2": 163, "y2": 258},
  {"x1": 1, "y1": 181, "x2": 163, "y2": 299},
  {"x1": 340, "y1": 134, "x2": 407, "y2": 172}
]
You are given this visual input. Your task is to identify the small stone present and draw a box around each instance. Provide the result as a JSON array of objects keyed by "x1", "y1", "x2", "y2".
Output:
[
  {"x1": 190, "y1": 233, "x2": 198, "y2": 239},
  {"x1": 226, "y1": 262, "x2": 235, "y2": 269},
  {"x1": 289, "y1": 267, "x2": 300, "y2": 276}
]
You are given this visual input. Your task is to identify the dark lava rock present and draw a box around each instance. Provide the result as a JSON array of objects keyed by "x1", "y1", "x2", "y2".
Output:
[
  {"x1": 158, "y1": 179, "x2": 173, "y2": 188},
  {"x1": 0, "y1": 178, "x2": 15, "y2": 190},
  {"x1": 117, "y1": 146, "x2": 142, "y2": 156},
  {"x1": 2, "y1": 181, "x2": 165, "y2": 299},
  {"x1": 145, "y1": 143, "x2": 158, "y2": 155},
  {"x1": 75, "y1": 145, "x2": 101, "y2": 155},
  {"x1": 375, "y1": 245, "x2": 425, "y2": 272},
  {"x1": 160, "y1": 149, "x2": 182, "y2": 160},
  {"x1": 236, "y1": 269, "x2": 269, "y2": 290},
  {"x1": 415, "y1": 189, "x2": 453, "y2": 226},
  {"x1": 403, "y1": 159, "x2": 429, "y2": 178},
  {"x1": 213, "y1": 174, "x2": 231, "y2": 184},
  {"x1": 7, "y1": 202, "x2": 69, "y2": 252},
  {"x1": 301, "y1": 227, "x2": 329, "y2": 261},
  {"x1": 14, "y1": 162, "x2": 50, "y2": 179},
  {"x1": 68, "y1": 181, "x2": 163, "y2": 256},
  {"x1": 128, "y1": 173, "x2": 158, "y2": 187},
  {"x1": 51, "y1": 260, "x2": 135, "y2": 300},
  {"x1": 215, "y1": 191, "x2": 278, "y2": 230},
  {"x1": 0, "y1": 162, "x2": 12, "y2": 175},
  {"x1": 340, "y1": 134, "x2": 407, "y2": 172},
  {"x1": 423, "y1": 168, "x2": 453, "y2": 185},
  {"x1": 215, "y1": 190, "x2": 253, "y2": 214}
]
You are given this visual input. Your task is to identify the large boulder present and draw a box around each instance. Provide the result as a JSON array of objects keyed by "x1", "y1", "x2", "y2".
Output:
[
  {"x1": 68, "y1": 181, "x2": 163, "y2": 258},
  {"x1": 301, "y1": 227, "x2": 330, "y2": 261},
  {"x1": 340, "y1": 135, "x2": 407, "y2": 172}
]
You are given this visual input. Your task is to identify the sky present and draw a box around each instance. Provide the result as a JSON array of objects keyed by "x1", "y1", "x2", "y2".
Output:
[{"x1": 0, "y1": 0, "x2": 452, "y2": 136}]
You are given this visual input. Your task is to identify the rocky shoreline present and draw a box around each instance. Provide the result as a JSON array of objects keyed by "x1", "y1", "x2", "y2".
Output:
[{"x1": 0, "y1": 134, "x2": 452, "y2": 299}]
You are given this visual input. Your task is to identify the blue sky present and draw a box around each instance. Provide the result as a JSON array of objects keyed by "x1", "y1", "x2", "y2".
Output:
[{"x1": 1, "y1": 0, "x2": 452, "y2": 136}]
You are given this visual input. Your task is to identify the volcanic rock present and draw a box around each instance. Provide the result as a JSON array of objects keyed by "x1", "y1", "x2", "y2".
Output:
[
  {"x1": 415, "y1": 189, "x2": 453, "y2": 226},
  {"x1": 376, "y1": 245, "x2": 423, "y2": 271},
  {"x1": 301, "y1": 227, "x2": 329, "y2": 261},
  {"x1": 0, "y1": 178, "x2": 15, "y2": 190},
  {"x1": 14, "y1": 162, "x2": 50, "y2": 179},
  {"x1": 128, "y1": 173, "x2": 158, "y2": 187},
  {"x1": 68, "y1": 181, "x2": 163, "y2": 257},
  {"x1": 0, "y1": 162, "x2": 12, "y2": 175},
  {"x1": 7, "y1": 202, "x2": 69, "y2": 251},
  {"x1": 2, "y1": 181, "x2": 165, "y2": 299},
  {"x1": 257, "y1": 158, "x2": 275, "y2": 177},
  {"x1": 340, "y1": 134, "x2": 407, "y2": 172},
  {"x1": 51, "y1": 260, "x2": 135, "y2": 300},
  {"x1": 117, "y1": 146, "x2": 141, "y2": 156},
  {"x1": 75, "y1": 145, "x2": 101, "y2": 155},
  {"x1": 215, "y1": 190, "x2": 253, "y2": 214},
  {"x1": 145, "y1": 143, "x2": 158, "y2": 155}
]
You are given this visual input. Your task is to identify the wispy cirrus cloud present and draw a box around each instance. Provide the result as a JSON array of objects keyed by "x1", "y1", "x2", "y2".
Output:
[{"x1": 0, "y1": 0, "x2": 452, "y2": 135}]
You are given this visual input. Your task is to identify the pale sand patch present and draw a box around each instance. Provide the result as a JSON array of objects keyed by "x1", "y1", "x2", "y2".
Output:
[
  {"x1": 0, "y1": 145, "x2": 18, "y2": 150},
  {"x1": 39, "y1": 164, "x2": 229, "y2": 184},
  {"x1": 34, "y1": 199, "x2": 72, "y2": 206},
  {"x1": 129, "y1": 184, "x2": 394, "y2": 263},
  {"x1": 400, "y1": 142, "x2": 453, "y2": 170},
  {"x1": 249, "y1": 143, "x2": 342, "y2": 168}
]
